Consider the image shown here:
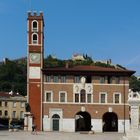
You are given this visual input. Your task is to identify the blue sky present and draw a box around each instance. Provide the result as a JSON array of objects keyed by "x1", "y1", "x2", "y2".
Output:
[{"x1": 0, "y1": 0, "x2": 140, "y2": 75}]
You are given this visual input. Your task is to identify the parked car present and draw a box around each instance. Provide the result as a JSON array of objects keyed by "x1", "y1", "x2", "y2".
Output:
[
  {"x1": 0, "y1": 124, "x2": 8, "y2": 130},
  {"x1": 9, "y1": 124, "x2": 23, "y2": 130}
]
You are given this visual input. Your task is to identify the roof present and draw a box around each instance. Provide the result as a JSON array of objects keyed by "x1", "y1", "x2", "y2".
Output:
[
  {"x1": 0, "y1": 92, "x2": 11, "y2": 98},
  {"x1": 42, "y1": 65, "x2": 135, "y2": 76},
  {"x1": 0, "y1": 92, "x2": 25, "y2": 99}
]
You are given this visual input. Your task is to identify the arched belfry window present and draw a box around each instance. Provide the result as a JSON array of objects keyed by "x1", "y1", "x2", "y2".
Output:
[
  {"x1": 32, "y1": 20, "x2": 38, "y2": 32},
  {"x1": 32, "y1": 33, "x2": 38, "y2": 44}
]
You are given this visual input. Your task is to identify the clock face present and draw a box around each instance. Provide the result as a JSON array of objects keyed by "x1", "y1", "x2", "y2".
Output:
[{"x1": 30, "y1": 53, "x2": 40, "y2": 63}]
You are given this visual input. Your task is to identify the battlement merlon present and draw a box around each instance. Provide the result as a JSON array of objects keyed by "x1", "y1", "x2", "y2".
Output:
[{"x1": 27, "y1": 11, "x2": 44, "y2": 20}]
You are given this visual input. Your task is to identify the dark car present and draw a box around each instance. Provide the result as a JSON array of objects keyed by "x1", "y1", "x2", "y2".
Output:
[
  {"x1": 0, "y1": 124, "x2": 8, "y2": 130},
  {"x1": 9, "y1": 124, "x2": 23, "y2": 130}
]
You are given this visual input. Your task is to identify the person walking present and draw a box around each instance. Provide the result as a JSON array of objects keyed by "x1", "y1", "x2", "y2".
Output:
[{"x1": 32, "y1": 123, "x2": 37, "y2": 135}]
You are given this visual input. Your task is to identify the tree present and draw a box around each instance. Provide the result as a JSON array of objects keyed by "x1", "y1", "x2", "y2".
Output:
[
  {"x1": 44, "y1": 55, "x2": 65, "y2": 67},
  {"x1": 129, "y1": 75, "x2": 140, "y2": 92},
  {"x1": 0, "y1": 59, "x2": 27, "y2": 96}
]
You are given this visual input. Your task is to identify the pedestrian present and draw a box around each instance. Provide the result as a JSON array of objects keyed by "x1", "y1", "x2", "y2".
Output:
[{"x1": 32, "y1": 123, "x2": 37, "y2": 135}]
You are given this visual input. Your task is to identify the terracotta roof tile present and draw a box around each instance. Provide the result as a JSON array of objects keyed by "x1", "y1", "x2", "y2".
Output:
[
  {"x1": 0, "y1": 92, "x2": 22, "y2": 98},
  {"x1": 43, "y1": 65, "x2": 133, "y2": 72},
  {"x1": 42, "y1": 65, "x2": 135, "y2": 76}
]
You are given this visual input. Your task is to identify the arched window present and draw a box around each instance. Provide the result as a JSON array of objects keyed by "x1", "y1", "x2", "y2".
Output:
[
  {"x1": 80, "y1": 89, "x2": 86, "y2": 103},
  {"x1": 32, "y1": 33, "x2": 38, "y2": 44},
  {"x1": 32, "y1": 20, "x2": 38, "y2": 32},
  {"x1": 52, "y1": 114, "x2": 60, "y2": 119}
]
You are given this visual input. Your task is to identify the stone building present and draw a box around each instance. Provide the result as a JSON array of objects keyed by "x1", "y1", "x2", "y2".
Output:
[
  {"x1": 27, "y1": 12, "x2": 135, "y2": 132},
  {"x1": 0, "y1": 91, "x2": 26, "y2": 126}
]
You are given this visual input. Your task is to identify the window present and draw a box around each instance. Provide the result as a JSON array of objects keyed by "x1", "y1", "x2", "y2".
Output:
[
  {"x1": 101, "y1": 94, "x2": 105, "y2": 103},
  {"x1": 53, "y1": 76, "x2": 59, "y2": 83},
  {"x1": 20, "y1": 111, "x2": 24, "y2": 119},
  {"x1": 5, "y1": 110, "x2": 8, "y2": 117},
  {"x1": 45, "y1": 92, "x2": 53, "y2": 102},
  {"x1": 115, "y1": 77, "x2": 120, "y2": 84},
  {"x1": 12, "y1": 111, "x2": 16, "y2": 118},
  {"x1": 100, "y1": 93, "x2": 107, "y2": 103},
  {"x1": 80, "y1": 89, "x2": 86, "y2": 103},
  {"x1": 107, "y1": 76, "x2": 112, "y2": 84},
  {"x1": 75, "y1": 93, "x2": 79, "y2": 102},
  {"x1": 0, "y1": 110, "x2": 2, "y2": 116},
  {"x1": 13, "y1": 102, "x2": 16, "y2": 108},
  {"x1": 87, "y1": 94, "x2": 92, "y2": 103},
  {"x1": 45, "y1": 76, "x2": 51, "y2": 82},
  {"x1": 74, "y1": 92, "x2": 92, "y2": 103},
  {"x1": 32, "y1": 33, "x2": 38, "y2": 44},
  {"x1": 61, "y1": 76, "x2": 66, "y2": 83},
  {"x1": 86, "y1": 76, "x2": 91, "y2": 83},
  {"x1": 114, "y1": 93, "x2": 121, "y2": 103},
  {"x1": 0, "y1": 101, "x2": 2, "y2": 107},
  {"x1": 100, "y1": 77, "x2": 105, "y2": 84},
  {"x1": 20, "y1": 102, "x2": 25, "y2": 108},
  {"x1": 74, "y1": 76, "x2": 81, "y2": 83},
  {"x1": 59, "y1": 92, "x2": 67, "y2": 102},
  {"x1": 5, "y1": 102, "x2": 8, "y2": 107},
  {"x1": 32, "y1": 20, "x2": 38, "y2": 32}
]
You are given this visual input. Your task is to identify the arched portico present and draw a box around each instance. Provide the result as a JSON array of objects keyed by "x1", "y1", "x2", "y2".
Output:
[
  {"x1": 75, "y1": 111, "x2": 91, "y2": 131},
  {"x1": 102, "y1": 112, "x2": 118, "y2": 132}
]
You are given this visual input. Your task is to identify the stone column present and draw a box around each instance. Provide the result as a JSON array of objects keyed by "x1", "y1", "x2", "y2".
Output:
[
  {"x1": 129, "y1": 105, "x2": 139, "y2": 130},
  {"x1": 24, "y1": 112, "x2": 33, "y2": 131},
  {"x1": 122, "y1": 90, "x2": 140, "y2": 140},
  {"x1": 28, "y1": 115, "x2": 33, "y2": 131},
  {"x1": 128, "y1": 90, "x2": 140, "y2": 131},
  {"x1": 24, "y1": 113, "x2": 28, "y2": 131}
]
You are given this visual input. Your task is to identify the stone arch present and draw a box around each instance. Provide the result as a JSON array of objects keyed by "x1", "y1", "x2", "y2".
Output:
[
  {"x1": 75, "y1": 111, "x2": 91, "y2": 131},
  {"x1": 102, "y1": 112, "x2": 118, "y2": 132}
]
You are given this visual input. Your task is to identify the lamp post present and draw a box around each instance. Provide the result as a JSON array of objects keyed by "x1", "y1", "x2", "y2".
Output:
[{"x1": 123, "y1": 76, "x2": 126, "y2": 135}]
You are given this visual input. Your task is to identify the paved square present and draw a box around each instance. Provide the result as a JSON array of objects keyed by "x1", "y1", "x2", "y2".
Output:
[{"x1": 0, "y1": 131, "x2": 124, "y2": 140}]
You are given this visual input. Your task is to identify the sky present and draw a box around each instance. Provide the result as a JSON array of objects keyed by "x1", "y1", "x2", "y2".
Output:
[{"x1": 0, "y1": 0, "x2": 140, "y2": 75}]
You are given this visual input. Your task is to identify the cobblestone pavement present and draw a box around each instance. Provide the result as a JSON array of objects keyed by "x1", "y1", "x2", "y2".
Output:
[{"x1": 0, "y1": 131, "x2": 124, "y2": 140}]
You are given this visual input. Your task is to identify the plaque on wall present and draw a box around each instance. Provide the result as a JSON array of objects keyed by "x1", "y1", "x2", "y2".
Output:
[{"x1": 29, "y1": 67, "x2": 41, "y2": 79}]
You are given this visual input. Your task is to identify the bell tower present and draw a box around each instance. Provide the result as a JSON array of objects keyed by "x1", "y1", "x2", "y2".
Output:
[{"x1": 27, "y1": 11, "x2": 44, "y2": 131}]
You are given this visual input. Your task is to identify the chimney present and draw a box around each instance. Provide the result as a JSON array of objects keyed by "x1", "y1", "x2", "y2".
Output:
[
  {"x1": 65, "y1": 62, "x2": 69, "y2": 69},
  {"x1": 107, "y1": 59, "x2": 112, "y2": 65}
]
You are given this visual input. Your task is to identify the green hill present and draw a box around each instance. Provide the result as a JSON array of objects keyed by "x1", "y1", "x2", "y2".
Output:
[{"x1": 0, "y1": 58, "x2": 27, "y2": 96}]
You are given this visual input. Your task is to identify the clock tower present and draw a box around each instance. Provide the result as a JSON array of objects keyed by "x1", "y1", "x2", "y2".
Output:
[{"x1": 27, "y1": 11, "x2": 44, "y2": 131}]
